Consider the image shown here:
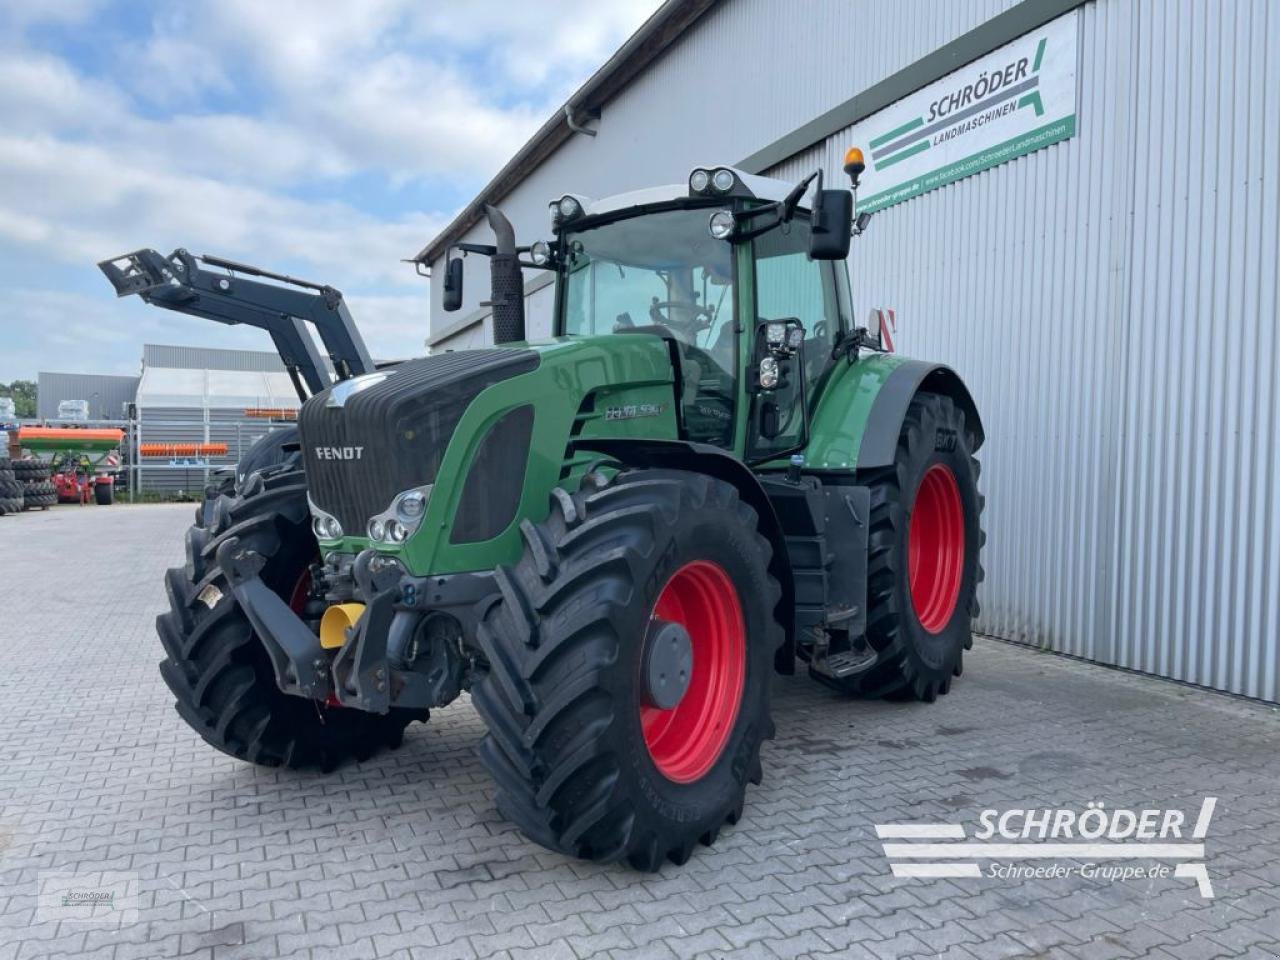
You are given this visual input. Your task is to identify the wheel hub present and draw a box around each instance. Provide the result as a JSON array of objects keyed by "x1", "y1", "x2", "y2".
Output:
[{"x1": 641, "y1": 619, "x2": 694, "y2": 710}]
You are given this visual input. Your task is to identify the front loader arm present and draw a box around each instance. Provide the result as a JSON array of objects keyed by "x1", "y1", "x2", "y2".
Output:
[{"x1": 98, "y1": 248, "x2": 374, "y2": 399}]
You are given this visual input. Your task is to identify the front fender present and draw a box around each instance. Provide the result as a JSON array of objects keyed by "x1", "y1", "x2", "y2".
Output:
[
  {"x1": 570, "y1": 437, "x2": 798, "y2": 675},
  {"x1": 806, "y1": 354, "x2": 984, "y2": 471}
]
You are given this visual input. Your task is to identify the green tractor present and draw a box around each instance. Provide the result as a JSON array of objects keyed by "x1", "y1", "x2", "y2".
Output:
[{"x1": 100, "y1": 148, "x2": 983, "y2": 869}]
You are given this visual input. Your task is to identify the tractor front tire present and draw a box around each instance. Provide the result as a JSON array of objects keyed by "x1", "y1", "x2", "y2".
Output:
[
  {"x1": 157, "y1": 469, "x2": 425, "y2": 770},
  {"x1": 473, "y1": 469, "x2": 783, "y2": 869},
  {"x1": 815, "y1": 392, "x2": 984, "y2": 701}
]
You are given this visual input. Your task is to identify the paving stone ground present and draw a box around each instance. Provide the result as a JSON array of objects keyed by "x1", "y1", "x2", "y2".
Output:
[{"x1": 1, "y1": 503, "x2": 1278, "y2": 960}]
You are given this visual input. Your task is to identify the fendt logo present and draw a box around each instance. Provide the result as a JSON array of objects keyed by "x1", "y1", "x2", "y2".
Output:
[{"x1": 314, "y1": 446, "x2": 364, "y2": 461}]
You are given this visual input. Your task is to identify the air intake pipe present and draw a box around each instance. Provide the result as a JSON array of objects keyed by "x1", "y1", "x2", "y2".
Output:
[{"x1": 485, "y1": 205, "x2": 525, "y2": 344}]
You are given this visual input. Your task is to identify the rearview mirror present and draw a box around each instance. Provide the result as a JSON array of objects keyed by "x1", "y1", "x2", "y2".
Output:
[
  {"x1": 442, "y1": 256, "x2": 464, "y2": 312},
  {"x1": 808, "y1": 189, "x2": 852, "y2": 260}
]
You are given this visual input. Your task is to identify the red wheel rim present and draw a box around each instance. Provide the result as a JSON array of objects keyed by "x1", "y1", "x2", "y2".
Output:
[
  {"x1": 640, "y1": 560, "x2": 746, "y2": 783},
  {"x1": 287, "y1": 568, "x2": 313, "y2": 616},
  {"x1": 908, "y1": 464, "x2": 965, "y2": 633}
]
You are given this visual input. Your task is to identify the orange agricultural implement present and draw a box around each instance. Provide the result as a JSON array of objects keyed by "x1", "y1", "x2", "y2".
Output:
[{"x1": 139, "y1": 442, "x2": 228, "y2": 457}]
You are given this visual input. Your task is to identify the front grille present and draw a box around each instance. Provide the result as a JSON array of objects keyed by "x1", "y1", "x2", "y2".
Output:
[
  {"x1": 299, "y1": 349, "x2": 538, "y2": 535},
  {"x1": 450, "y1": 404, "x2": 535, "y2": 544}
]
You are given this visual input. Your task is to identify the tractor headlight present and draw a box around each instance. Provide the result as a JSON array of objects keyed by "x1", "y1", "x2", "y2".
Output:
[
  {"x1": 396, "y1": 489, "x2": 428, "y2": 522},
  {"x1": 529, "y1": 240, "x2": 552, "y2": 266},
  {"x1": 711, "y1": 167, "x2": 736, "y2": 193},
  {"x1": 307, "y1": 495, "x2": 344, "y2": 542},
  {"x1": 689, "y1": 168, "x2": 711, "y2": 194},
  {"x1": 366, "y1": 484, "x2": 432, "y2": 544},
  {"x1": 708, "y1": 210, "x2": 735, "y2": 240},
  {"x1": 758, "y1": 356, "x2": 780, "y2": 389}
]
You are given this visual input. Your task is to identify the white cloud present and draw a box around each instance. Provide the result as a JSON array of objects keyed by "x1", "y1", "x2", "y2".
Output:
[
  {"x1": 0, "y1": 133, "x2": 441, "y2": 286},
  {"x1": 0, "y1": 0, "x2": 662, "y2": 380}
]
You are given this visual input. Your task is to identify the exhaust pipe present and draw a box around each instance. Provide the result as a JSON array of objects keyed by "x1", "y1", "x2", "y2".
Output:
[{"x1": 485, "y1": 205, "x2": 526, "y2": 344}]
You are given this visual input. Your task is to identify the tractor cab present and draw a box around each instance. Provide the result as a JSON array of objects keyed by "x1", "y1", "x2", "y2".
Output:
[{"x1": 445, "y1": 161, "x2": 866, "y2": 463}]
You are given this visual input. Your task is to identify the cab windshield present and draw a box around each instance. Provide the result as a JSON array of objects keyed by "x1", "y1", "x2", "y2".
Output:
[{"x1": 560, "y1": 206, "x2": 737, "y2": 446}]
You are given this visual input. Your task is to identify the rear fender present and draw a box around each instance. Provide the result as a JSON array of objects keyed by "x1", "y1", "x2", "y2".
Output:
[
  {"x1": 806, "y1": 355, "x2": 984, "y2": 472},
  {"x1": 570, "y1": 437, "x2": 797, "y2": 674}
]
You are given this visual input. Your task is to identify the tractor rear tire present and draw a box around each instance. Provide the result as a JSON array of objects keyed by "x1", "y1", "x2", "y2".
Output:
[
  {"x1": 814, "y1": 392, "x2": 983, "y2": 701},
  {"x1": 157, "y1": 469, "x2": 426, "y2": 770},
  {"x1": 473, "y1": 469, "x2": 783, "y2": 869},
  {"x1": 94, "y1": 480, "x2": 114, "y2": 505},
  {"x1": 23, "y1": 480, "x2": 56, "y2": 510}
]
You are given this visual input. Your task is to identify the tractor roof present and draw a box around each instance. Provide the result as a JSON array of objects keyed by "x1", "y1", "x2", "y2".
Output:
[{"x1": 571, "y1": 167, "x2": 810, "y2": 221}]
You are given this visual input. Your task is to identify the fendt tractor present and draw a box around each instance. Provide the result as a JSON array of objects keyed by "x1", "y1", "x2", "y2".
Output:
[{"x1": 100, "y1": 148, "x2": 984, "y2": 869}]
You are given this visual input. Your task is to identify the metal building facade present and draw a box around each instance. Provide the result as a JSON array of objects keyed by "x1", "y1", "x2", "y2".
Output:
[
  {"x1": 35, "y1": 371, "x2": 139, "y2": 421},
  {"x1": 423, "y1": 0, "x2": 1280, "y2": 701},
  {"x1": 134, "y1": 344, "x2": 300, "y2": 495}
]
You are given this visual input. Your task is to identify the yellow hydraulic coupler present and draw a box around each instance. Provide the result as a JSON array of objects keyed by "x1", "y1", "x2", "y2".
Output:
[{"x1": 319, "y1": 603, "x2": 365, "y2": 650}]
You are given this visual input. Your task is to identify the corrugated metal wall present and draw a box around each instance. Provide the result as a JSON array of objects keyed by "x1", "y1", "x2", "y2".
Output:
[
  {"x1": 768, "y1": 0, "x2": 1279, "y2": 700},
  {"x1": 143, "y1": 343, "x2": 288, "y2": 373},
  {"x1": 36, "y1": 372, "x2": 138, "y2": 420}
]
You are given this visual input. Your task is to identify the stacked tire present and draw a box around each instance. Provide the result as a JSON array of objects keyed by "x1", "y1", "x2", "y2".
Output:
[
  {"x1": 0, "y1": 458, "x2": 23, "y2": 516},
  {"x1": 14, "y1": 458, "x2": 55, "y2": 511}
]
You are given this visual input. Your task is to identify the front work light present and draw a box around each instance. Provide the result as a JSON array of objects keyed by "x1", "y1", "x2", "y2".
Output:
[
  {"x1": 689, "y1": 168, "x2": 711, "y2": 194},
  {"x1": 529, "y1": 240, "x2": 552, "y2": 266},
  {"x1": 711, "y1": 168, "x2": 736, "y2": 193},
  {"x1": 557, "y1": 195, "x2": 581, "y2": 220},
  {"x1": 708, "y1": 210, "x2": 735, "y2": 239}
]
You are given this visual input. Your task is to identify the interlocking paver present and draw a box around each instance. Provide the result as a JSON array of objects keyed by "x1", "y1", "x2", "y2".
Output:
[{"x1": 2, "y1": 504, "x2": 1279, "y2": 960}]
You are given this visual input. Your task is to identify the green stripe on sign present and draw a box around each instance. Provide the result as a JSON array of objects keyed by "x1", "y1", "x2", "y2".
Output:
[
  {"x1": 876, "y1": 139, "x2": 930, "y2": 170},
  {"x1": 1018, "y1": 91, "x2": 1044, "y2": 117},
  {"x1": 857, "y1": 115, "x2": 1076, "y2": 214},
  {"x1": 869, "y1": 116, "x2": 924, "y2": 149},
  {"x1": 1033, "y1": 36, "x2": 1047, "y2": 72}
]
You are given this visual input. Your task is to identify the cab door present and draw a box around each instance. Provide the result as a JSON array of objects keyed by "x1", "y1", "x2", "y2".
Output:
[{"x1": 746, "y1": 218, "x2": 850, "y2": 463}]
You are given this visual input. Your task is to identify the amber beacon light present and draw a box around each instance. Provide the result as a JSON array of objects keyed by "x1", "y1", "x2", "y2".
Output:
[{"x1": 843, "y1": 146, "x2": 866, "y2": 188}]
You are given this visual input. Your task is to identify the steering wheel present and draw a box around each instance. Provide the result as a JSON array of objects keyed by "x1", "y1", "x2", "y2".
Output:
[{"x1": 649, "y1": 298, "x2": 714, "y2": 334}]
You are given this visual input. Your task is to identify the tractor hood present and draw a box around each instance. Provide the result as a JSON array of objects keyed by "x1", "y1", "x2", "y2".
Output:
[
  {"x1": 297, "y1": 334, "x2": 678, "y2": 576},
  {"x1": 299, "y1": 348, "x2": 539, "y2": 538}
]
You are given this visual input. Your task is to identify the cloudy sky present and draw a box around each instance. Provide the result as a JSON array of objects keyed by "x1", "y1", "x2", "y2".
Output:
[{"x1": 0, "y1": 0, "x2": 661, "y2": 381}]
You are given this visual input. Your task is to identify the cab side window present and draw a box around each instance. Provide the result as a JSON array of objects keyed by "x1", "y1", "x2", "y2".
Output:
[{"x1": 754, "y1": 221, "x2": 841, "y2": 392}]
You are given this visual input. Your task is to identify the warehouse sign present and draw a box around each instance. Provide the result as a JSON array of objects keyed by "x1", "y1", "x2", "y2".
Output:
[{"x1": 851, "y1": 10, "x2": 1079, "y2": 214}]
